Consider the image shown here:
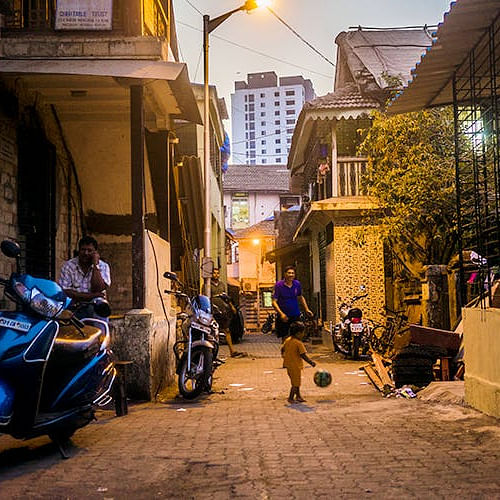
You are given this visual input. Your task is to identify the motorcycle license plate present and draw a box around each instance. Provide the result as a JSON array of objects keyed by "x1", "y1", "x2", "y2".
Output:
[
  {"x1": 0, "y1": 317, "x2": 31, "y2": 332},
  {"x1": 350, "y1": 323, "x2": 363, "y2": 334}
]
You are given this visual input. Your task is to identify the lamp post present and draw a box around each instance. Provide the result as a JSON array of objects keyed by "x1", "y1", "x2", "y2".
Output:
[{"x1": 202, "y1": 0, "x2": 269, "y2": 297}]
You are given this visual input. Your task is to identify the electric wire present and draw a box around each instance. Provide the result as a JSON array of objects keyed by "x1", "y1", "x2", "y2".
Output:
[
  {"x1": 177, "y1": 21, "x2": 332, "y2": 79},
  {"x1": 193, "y1": 46, "x2": 203, "y2": 81},
  {"x1": 181, "y1": 0, "x2": 203, "y2": 16},
  {"x1": 266, "y1": 7, "x2": 336, "y2": 68}
]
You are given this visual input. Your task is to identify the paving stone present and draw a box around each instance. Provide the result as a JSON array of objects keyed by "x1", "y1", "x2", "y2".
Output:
[{"x1": 0, "y1": 334, "x2": 499, "y2": 498}]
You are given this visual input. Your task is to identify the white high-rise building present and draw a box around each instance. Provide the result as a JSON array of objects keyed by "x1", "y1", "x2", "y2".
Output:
[{"x1": 231, "y1": 72, "x2": 315, "y2": 165}]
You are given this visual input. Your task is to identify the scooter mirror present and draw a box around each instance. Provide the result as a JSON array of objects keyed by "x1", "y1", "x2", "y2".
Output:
[
  {"x1": 163, "y1": 271, "x2": 178, "y2": 282},
  {"x1": 1, "y1": 240, "x2": 21, "y2": 259},
  {"x1": 92, "y1": 298, "x2": 111, "y2": 318}
]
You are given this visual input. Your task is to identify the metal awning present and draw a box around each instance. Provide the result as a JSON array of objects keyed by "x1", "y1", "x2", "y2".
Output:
[
  {"x1": 0, "y1": 58, "x2": 201, "y2": 124},
  {"x1": 293, "y1": 197, "x2": 381, "y2": 240},
  {"x1": 389, "y1": 0, "x2": 500, "y2": 114}
]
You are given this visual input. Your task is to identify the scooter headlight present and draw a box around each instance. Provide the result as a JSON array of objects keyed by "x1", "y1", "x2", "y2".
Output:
[
  {"x1": 30, "y1": 288, "x2": 65, "y2": 318},
  {"x1": 13, "y1": 281, "x2": 64, "y2": 318}
]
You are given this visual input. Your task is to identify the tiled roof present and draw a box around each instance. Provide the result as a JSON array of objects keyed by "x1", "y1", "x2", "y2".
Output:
[
  {"x1": 233, "y1": 219, "x2": 276, "y2": 239},
  {"x1": 304, "y1": 84, "x2": 379, "y2": 111},
  {"x1": 223, "y1": 164, "x2": 290, "y2": 192}
]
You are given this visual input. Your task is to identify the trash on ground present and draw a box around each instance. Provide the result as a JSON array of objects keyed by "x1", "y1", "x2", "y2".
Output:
[
  {"x1": 385, "y1": 386, "x2": 417, "y2": 399},
  {"x1": 238, "y1": 387, "x2": 254, "y2": 391},
  {"x1": 264, "y1": 370, "x2": 274, "y2": 374},
  {"x1": 229, "y1": 383, "x2": 245, "y2": 387},
  {"x1": 176, "y1": 408, "x2": 187, "y2": 412},
  {"x1": 97, "y1": 487, "x2": 108, "y2": 493}
]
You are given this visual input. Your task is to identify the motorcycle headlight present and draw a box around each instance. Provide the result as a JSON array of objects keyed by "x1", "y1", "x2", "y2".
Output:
[
  {"x1": 13, "y1": 281, "x2": 64, "y2": 318},
  {"x1": 198, "y1": 310, "x2": 213, "y2": 326}
]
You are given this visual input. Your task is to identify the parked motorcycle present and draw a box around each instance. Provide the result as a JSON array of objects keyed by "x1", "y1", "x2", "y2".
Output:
[
  {"x1": 261, "y1": 312, "x2": 275, "y2": 334},
  {"x1": 213, "y1": 293, "x2": 245, "y2": 344},
  {"x1": 0, "y1": 240, "x2": 116, "y2": 457},
  {"x1": 333, "y1": 285, "x2": 371, "y2": 359},
  {"x1": 165, "y1": 272, "x2": 221, "y2": 399}
]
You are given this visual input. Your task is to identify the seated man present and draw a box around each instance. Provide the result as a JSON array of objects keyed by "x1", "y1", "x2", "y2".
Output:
[{"x1": 59, "y1": 236, "x2": 111, "y2": 319}]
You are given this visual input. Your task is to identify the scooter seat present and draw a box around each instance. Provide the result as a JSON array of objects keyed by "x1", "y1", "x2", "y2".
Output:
[{"x1": 54, "y1": 324, "x2": 103, "y2": 354}]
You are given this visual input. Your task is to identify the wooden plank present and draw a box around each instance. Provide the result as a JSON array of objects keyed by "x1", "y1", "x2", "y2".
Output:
[
  {"x1": 371, "y1": 353, "x2": 394, "y2": 388},
  {"x1": 362, "y1": 363, "x2": 384, "y2": 392},
  {"x1": 408, "y1": 324, "x2": 461, "y2": 353}
]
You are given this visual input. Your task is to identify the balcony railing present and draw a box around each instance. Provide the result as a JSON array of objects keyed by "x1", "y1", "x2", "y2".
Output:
[
  {"x1": 337, "y1": 157, "x2": 367, "y2": 197},
  {"x1": 2, "y1": 0, "x2": 169, "y2": 38}
]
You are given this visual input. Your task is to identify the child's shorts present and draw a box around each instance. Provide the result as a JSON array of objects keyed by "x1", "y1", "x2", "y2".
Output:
[{"x1": 287, "y1": 367, "x2": 301, "y2": 387}]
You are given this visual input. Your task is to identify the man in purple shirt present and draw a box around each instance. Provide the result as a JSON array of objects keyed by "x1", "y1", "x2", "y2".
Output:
[{"x1": 272, "y1": 265, "x2": 313, "y2": 340}]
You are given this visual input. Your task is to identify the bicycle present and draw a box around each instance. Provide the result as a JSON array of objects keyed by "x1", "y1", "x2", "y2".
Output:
[{"x1": 369, "y1": 309, "x2": 409, "y2": 358}]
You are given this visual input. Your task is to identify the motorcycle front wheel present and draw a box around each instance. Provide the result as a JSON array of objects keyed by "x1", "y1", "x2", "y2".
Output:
[{"x1": 178, "y1": 346, "x2": 213, "y2": 399}]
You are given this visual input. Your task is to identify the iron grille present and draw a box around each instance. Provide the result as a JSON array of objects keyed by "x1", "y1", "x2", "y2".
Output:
[{"x1": 453, "y1": 15, "x2": 500, "y2": 306}]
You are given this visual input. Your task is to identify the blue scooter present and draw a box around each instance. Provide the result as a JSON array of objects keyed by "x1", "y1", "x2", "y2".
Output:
[{"x1": 0, "y1": 240, "x2": 116, "y2": 457}]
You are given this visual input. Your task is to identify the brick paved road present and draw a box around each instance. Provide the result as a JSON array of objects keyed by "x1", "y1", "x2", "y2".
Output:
[{"x1": 1, "y1": 334, "x2": 499, "y2": 499}]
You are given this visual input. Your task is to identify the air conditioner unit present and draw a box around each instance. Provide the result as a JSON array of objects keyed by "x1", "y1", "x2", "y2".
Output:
[{"x1": 242, "y1": 280, "x2": 256, "y2": 292}]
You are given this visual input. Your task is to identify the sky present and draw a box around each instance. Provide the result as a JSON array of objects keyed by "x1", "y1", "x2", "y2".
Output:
[{"x1": 173, "y1": 0, "x2": 451, "y2": 138}]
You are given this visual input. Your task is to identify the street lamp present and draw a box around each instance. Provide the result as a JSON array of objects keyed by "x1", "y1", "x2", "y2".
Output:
[{"x1": 202, "y1": 0, "x2": 270, "y2": 297}]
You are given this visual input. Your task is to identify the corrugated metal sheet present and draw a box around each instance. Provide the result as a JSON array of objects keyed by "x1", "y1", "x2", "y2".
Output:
[
  {"x1": 174, "y1": 155, "x2": 204, "y2": 250},
  {"x1": 389, "y1": 0, "x2": 500, "y2": 114},
  {"x1": 337, "y1": 29, "x2": 433, "y2": 90}
]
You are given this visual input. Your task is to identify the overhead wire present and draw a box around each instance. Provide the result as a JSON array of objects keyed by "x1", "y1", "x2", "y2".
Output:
[
  {"x1": 181, "y1": 0, "x2": 203, "y2": 16},
  {"x1": 177, "y1": 21, "x2": 332, "y2": 79},
  {"x1": 266, "y1": 7, "x2": 336, "y2": 68}
]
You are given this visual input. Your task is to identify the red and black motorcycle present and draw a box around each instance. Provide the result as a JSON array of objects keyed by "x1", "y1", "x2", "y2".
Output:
[{"x1": 333, "y1": 286, "x2": 372, "y2": 359}]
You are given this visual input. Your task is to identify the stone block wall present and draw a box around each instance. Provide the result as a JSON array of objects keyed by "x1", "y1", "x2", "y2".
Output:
[{"x1": 0, "y1": 116, "x2": 19, "y2": 309}]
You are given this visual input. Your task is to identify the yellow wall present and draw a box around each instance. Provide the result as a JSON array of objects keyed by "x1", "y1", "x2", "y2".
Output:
[
  {"x1": 463, "y1": 307, "x2": 500, "y2": 418},
  {"x1": 238, "y1": 237, "x2": 276, "y2": 285},
  {"x1": 62, "y1": 119, "x2": 156, "y2": 216},
  {"x1": 145, "y1": 230, "x2": 173, "y2": 318}
]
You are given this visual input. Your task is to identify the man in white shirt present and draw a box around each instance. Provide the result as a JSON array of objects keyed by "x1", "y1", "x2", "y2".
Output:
[{"x1": 59, "y1": 236, "x2": 111, "y2": 317}]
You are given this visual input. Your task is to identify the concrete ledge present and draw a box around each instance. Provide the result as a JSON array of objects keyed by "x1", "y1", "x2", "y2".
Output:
[{"x1": 465, "y1": 375, "x2": 500, "y2": 418}]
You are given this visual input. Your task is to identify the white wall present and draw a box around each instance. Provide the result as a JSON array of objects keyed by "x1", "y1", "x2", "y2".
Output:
[{"x1": 224, "y1": 191, "x2": 283, "y2": 230}]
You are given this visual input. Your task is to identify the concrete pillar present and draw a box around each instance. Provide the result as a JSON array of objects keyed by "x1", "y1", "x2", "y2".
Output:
[
  {"x1": 421, "y1": 265, "x2": 450, "y2": 330},
  {"x1": 111, "y1": 309, "x2": 175, "y2": 401}
]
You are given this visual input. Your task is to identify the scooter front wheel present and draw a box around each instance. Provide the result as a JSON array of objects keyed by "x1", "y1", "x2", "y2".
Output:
[{"x1": 178, "y1": 346, "x2": 212, "y2": 399}]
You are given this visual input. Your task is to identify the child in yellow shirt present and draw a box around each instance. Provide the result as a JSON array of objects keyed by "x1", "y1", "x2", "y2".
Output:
[{"x1": 281, "y1": 321, "x2": 316, "y2": 403}]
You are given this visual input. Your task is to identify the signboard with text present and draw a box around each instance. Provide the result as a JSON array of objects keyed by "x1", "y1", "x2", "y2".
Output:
[{"x1": 55, "y1": 0, "x2": 113, "y2": 30}]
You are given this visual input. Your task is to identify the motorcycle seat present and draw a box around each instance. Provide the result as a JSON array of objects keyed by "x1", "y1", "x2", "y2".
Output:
[{"x1": 54, "y1": 324, "x2": 103, "y2": 355}]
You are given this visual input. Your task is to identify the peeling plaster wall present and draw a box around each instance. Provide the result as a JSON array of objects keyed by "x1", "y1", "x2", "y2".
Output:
[
  {"x1": 109, "y1": 232, "x2": 177, "y2": 400},
  {"x1": 61, "y1": 119, "x2": 156, "y2": 216}
]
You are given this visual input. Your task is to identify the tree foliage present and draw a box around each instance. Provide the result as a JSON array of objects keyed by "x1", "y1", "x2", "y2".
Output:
[{"x1": 359, "y1": 107, "x2": 457, "y2": 272}]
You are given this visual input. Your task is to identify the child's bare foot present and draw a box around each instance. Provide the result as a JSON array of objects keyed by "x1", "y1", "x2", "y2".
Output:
[{"x1": 296, "y1": 397, "x2": 306, "y2": 402}]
